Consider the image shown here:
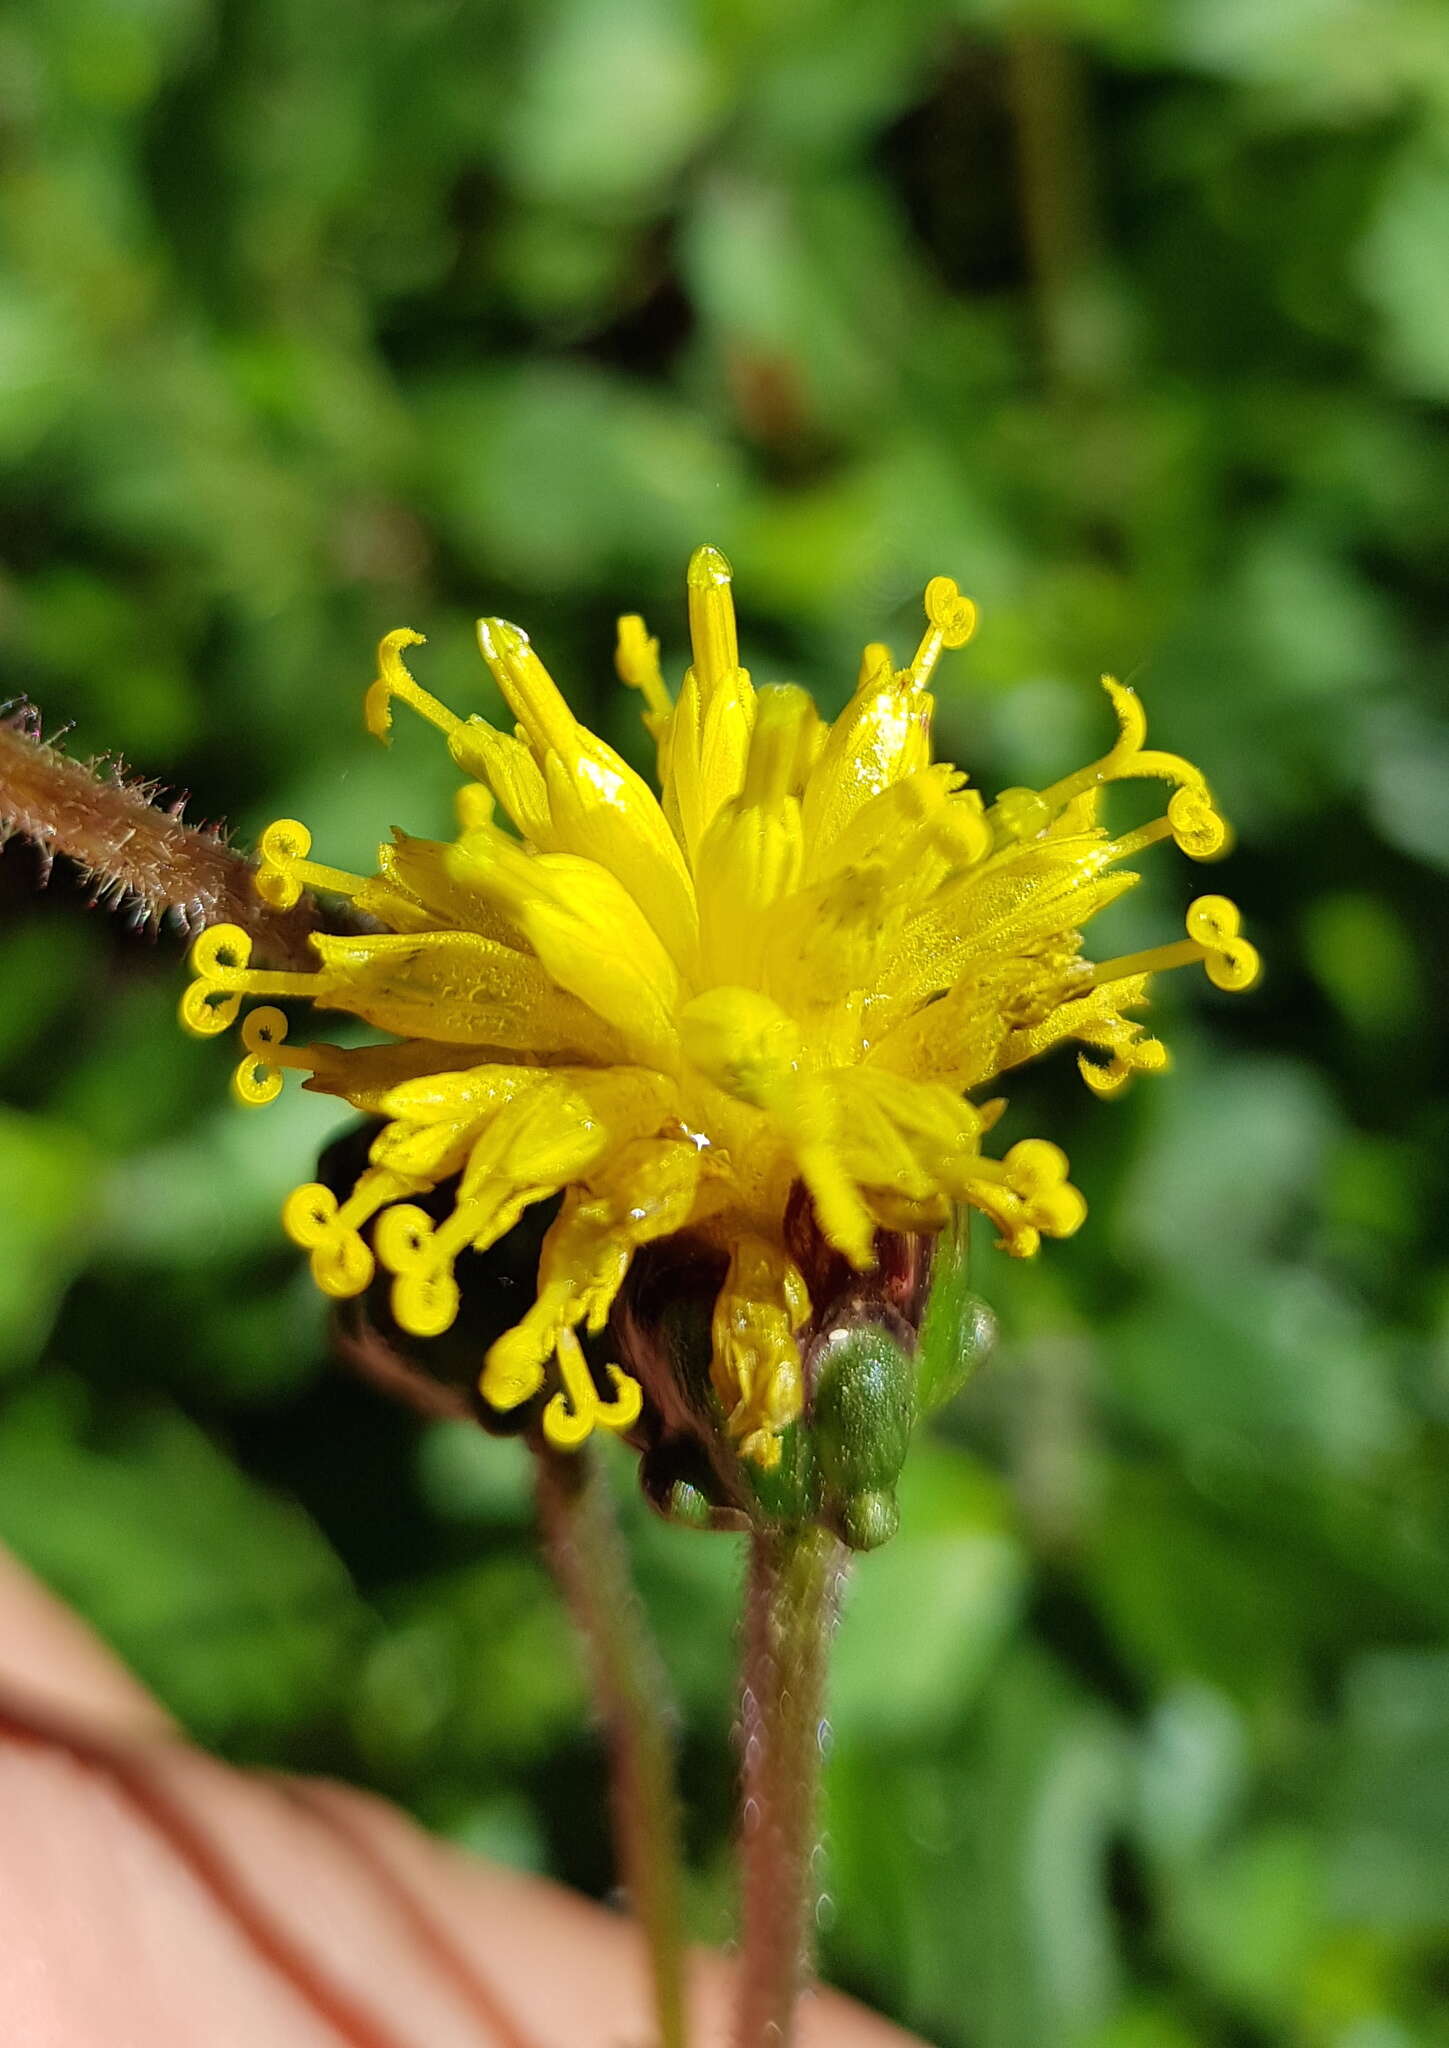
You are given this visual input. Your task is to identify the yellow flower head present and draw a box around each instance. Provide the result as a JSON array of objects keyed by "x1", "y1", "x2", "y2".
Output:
[{"x1": 183, "y1": 548, "x2": 1256, "y2": 1473}]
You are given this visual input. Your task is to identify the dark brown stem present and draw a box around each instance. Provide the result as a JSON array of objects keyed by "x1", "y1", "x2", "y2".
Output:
[
  {"x1": 735, "y1": 1525, "x2": 847, "y2": 2048},
  {"x1": 534, "y1": 1447, "x2": 689, "y2": 2048},
  {"x1": 0, "y1": 707, "x2": 319, "y2": 966}
]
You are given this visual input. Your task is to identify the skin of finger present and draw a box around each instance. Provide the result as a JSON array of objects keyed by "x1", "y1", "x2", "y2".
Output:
[
  {"x1": 294, "y1": 1779, "x2": 929, "y2": 2048},
  {"x1": 0, "y1": 1547, "x2": 174, "y2": 1739},
  {"x1": 0, "y1": 1549, "x2": 929, "y2": 2047},
  {"x1": 0, "y1": 1737, "x2": 345, "y2": 2048},
  {"x1": 0, "y1": 1722, "x2": 928, "y2": 2048},
  {"x1": 0, "y1": 1719, "x2": 545, "y2": 2048}
]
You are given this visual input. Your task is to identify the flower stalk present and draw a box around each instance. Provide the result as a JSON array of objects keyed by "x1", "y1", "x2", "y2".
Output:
[
  {"x1": 735, "y1": 1523, "x2": 847, "y2": 2048},
  {"x1": 534, "y1": 1445, "x2": 689, "y2": 2048}
]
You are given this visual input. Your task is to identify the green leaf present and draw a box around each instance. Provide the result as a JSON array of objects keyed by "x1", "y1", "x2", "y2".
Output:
[
  {"x1": 0, "y1": 1109, "x2": 99, "y2": 1375},
  {"x1": 0, "y1": 1378, "x2": 363, "y2": 1748},
  {"x1": 1327, "y1": 1651, "x2": 1449, "y2": 1932},
  {"x1": 1167, "y1": 1826, "x2": 1325, "y2": 2024},
  {"x1": 831, "y1": 1447, "x2": 1027, "y2": 1741}
]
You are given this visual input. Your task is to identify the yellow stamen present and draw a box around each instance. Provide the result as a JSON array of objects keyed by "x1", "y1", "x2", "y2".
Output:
[
  {"x1": 232, "y1": 1005, "x2": 311, "y2": 1105},
  {"x1": 615, "y1": 614, "x2": 672, "y2": 733},
  {"x1": 906, "y1": 575, "x2": 978, "y2": 690},
  {"x1": 481, "y1": 1138, "x2": 700, "y2": 1413},
  {"x1": 988, "y1": 676, "x2": 1228, "y2": 861},
  {"x1": 179, "y1": 925, "x2": 323, "y2": 1036},
  {"x1": 960, "y1": 1139, "x2": 1087, "y2": 1256},
  {"x1": 1166, "y1": 784, "x2": 1230, "y2": 860},
  {"x1": 1087, "y1": 939, "x2": 1203, "y2": 987},
  {"x1": 1108, "y1": 815, "x2": 1176, "y2": 862},
  {"x1": 1087, "y1": 894, "x2": 1260, "y2": 994},
  {"x1": 282, "y1": 1166, "x2": 420, "y2": 1300},
  {"x1": 372, "y1": 1203, "x2": 458, "y2": 1335},
  {"x1": 254, "y1": 820, "x2": 371, "y2": 912},
  {"x1": 1020, "y1": 677, "x2": 1148, "y2": 819},
  {"x1": 1078, "y1": 1034, "x2": 1169, "y2": 1096},
  {"x1": 543, "y1": 1328, "x2": 643, "y2": 1449},
  {"x1": 364, "y1": 629, "x2": 460, "y2": 744}
]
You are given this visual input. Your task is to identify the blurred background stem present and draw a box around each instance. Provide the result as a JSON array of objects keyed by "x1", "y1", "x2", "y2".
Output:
[
  {"x1": 533, "y1": 1446, "x2": 688, "y2": 2048},
  {"x1": 1005, "y1": 20, "x2": 1116, "y2": 393},
  {"x1": 735, "y1": 1525, "x2": 847, "y2": 2048}
]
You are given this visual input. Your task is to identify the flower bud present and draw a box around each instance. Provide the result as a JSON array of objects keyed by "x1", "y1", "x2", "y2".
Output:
[
  {"x1": 809, "y1": 1311, "x2": 916, "y2": 1551},
  {"x1": 614, "y1": 1194, "x2": 980, "y2": 1550}
]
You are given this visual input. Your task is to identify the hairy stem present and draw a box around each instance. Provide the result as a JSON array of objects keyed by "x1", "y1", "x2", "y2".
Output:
[
  {"x1": 0, "y1": 707, "x2": 319, "y2": 966},
  {"x1": 735, "y1": 1525, "x2": 847, "y2": 2048},
  {"x1": 534, "y1": 1448, "x2": 689, "y2": 2048}
]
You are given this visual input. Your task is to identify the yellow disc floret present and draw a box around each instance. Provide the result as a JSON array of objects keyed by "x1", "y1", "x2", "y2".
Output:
[{"x1": 182, "y1": 549, "x2": 1256, "y2": 1466}]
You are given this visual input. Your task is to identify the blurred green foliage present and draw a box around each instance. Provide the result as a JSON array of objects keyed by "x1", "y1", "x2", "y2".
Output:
[{"x1": 2, "y1": 1, "x2": 1448, "y2": 2041}]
